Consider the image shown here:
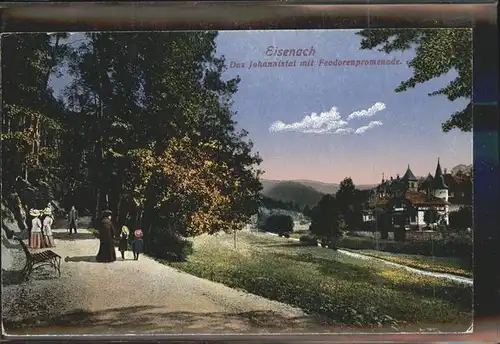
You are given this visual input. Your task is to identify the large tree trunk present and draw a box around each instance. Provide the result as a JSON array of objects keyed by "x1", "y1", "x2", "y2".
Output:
[{"x1": 91, "y1": 33, "x2": 107, "y2": 226}]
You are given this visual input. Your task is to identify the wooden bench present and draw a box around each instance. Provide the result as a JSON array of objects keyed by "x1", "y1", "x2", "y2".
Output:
[{"x1": 13, "y1": 236, "x2": 62, "y2": 281}]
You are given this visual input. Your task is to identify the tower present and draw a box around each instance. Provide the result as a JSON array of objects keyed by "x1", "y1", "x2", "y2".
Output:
[
  {"x1": 402, "y1": 164, "x2": 418, "y2": 191},
  {"x1": 432, "y1": 158, "x2": 449, "y2": 224}
]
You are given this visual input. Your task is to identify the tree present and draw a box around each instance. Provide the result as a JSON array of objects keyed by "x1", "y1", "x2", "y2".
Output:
[
  {"x1": 356, "y1": 29, "x2": 472, "y2": 132},
  {"x1": 424, "y1": 208, "x2": 439, "y2": 227},
  {"x1": 335, "y1": 177, "x2": 362, "y2": 230},
  {"x1": 449, "y1": 206, "x2": 472, "y2": 231},
  {"x1": 1, "y1": 33, "x2": 70, "y2": 195},
  {"x1": 303, "y1": 204, "x2": 312, "y2": 218},
  {"x1": 375, "y1": 210, "x2": 390, "y2": 240},
  {"x1": 3, "y1": 32, "x2": 263, "y2": 260},
  {"x1": 309, "y1": 194, "x2": 343, "y2": 243},
  {"x1": 263, "y1": 214, "x2": 294, "y2": 235},
  {"x1": 61, "y1": 31, "x2": 263, "y2": 242}
]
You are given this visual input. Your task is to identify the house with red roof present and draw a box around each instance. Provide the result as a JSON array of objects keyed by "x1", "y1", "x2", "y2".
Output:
[{"x1": 366, "y1": 159, "x2": 454, "y2": 231}]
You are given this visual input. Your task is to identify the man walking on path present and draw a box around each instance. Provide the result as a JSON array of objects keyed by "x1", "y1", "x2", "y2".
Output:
[{"x1": 68, "y1": 206, "x2": 78, "y2": 235}]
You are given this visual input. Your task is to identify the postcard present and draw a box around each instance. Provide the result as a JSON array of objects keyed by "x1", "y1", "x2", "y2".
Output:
[{"x1": 1, "y1": 29, "x2": 472, "y2": 336}]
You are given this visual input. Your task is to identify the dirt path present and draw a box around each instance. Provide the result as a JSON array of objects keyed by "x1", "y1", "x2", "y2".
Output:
[{"x1": 3, "y1": 222, "x2": 320, "y2": 335}]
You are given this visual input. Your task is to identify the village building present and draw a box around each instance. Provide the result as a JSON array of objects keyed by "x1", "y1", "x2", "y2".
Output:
[{"x1": 364, "y1": 159, "x2": 458, "y2": 231}]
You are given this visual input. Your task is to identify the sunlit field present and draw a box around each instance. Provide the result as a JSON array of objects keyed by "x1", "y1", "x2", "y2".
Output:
[{"x1": 166, "y1": 231, "x2": 472, "y2": 331}]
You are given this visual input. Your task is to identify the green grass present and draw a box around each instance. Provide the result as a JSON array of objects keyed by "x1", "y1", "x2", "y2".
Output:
[
  {"x1": 337, "y1": 235, "x2": 472, "y2": 265},
  {"x1": 341, "y1": 249, "x2": 472, "y2": 278},
  {"x1": 166, "y1": 232, "x2": 472, "y2": 329},
  {"x1": 290, "y1": 229, "x2": 309, "y2": 239}
]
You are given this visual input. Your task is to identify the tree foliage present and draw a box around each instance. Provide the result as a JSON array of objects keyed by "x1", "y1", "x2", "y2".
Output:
[
  {"x1": 449, "y1": 206, "x2": 472, "y2": 231},
  {"x1": 2, "y1": 33, "x2": 69, "y2": 193},
  {"x1": 356, "y1": 29, "x2": 472, "y2": 132},
  {"x1": 335, "y1": 177, "x2": 365, "y2": 230},
  {"x1": 424, "y1": 209, "x2": 439, "y2": 226},
  {"x1": 309, "y1": 194, "x2": 343, "y2": 240},
  {"x1": 261, "y1": 196, "x2": 301, "y2": 212},
  {"x1": 263, "y1": 214, "x2": 294, "y2": 234}
]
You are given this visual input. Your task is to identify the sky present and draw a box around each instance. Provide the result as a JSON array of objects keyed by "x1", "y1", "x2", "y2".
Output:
[{"x1": 48, "y1": 30, "x2": 472, "y2": 185}]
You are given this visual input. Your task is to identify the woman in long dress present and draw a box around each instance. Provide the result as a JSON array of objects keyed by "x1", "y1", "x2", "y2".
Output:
[
  {"x1": 42, "y1": 207, "x2": 56, "y2": 247},
  {"x1": 96, "y1": 210, "x2": 117, "y2": 263},
  {"x1": 29, "y1": 209, "x2": 45, "y2": 249}
]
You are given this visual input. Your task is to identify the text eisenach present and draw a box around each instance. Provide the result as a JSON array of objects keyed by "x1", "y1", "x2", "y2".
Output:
[{"x1": 265, "y1": 46, "x2": 316, "y2": 57}]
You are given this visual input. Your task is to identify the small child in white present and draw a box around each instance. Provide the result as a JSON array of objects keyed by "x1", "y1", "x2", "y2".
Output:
[{"x1": 132, "y1": 229, "x2": 144, "y2": 261}]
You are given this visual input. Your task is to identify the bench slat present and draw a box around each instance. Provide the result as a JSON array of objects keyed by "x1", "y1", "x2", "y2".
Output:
[
  {"x1": 13, "y1": 236, "x2": 62, "y2": 280},
  {"x1": 32, "y1": 250, "x2": 60, "y2": 262}
]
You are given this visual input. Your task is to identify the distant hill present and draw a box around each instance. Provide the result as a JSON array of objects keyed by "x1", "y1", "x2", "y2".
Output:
[
  {"x1": 261, "y1": 181, "x2": 324, "y2": 209},
  {"x1": 294, "y1": 179, "x2": 376, "y2": 192},
  {"x1": 260, "y1": 179, "x2": 376, "y2": 209},
  {"x1": 262, "y1": 179, "x2": 375, "y2": 195},
  {"x1": 293, "y1": 179, "x2": 340, "y2": 195}
]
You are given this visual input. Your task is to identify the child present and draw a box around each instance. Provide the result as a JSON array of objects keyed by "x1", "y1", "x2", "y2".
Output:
[
  {"x1": 118, "y1": 225, "x2": 130, "y2": 260},
  {"x1": 132, "y1": 229, "x2": 144, "y2": 261}
]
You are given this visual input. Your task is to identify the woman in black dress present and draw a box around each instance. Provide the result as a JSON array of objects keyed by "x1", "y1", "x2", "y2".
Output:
[{"x1": 96, "y1": 210, "x2": 117, "y2": 263}]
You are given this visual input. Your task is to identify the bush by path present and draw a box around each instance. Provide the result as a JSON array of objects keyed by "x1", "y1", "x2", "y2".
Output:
[
  {"x1": 166, "y1": 232, "x2": 472, "y2": 329},
  {"x1": 89, "y1": 227, "x2": 193, "y2": 261}
]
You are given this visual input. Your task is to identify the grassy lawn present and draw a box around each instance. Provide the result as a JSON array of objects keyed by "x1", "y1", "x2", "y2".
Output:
[
  {"x1": 341, "y1": 249, "x2": 472, "y2": 278},
  {"x1": 290, "y1": 229, "x2": 309, "y2": 239},
  {"x1": 165, "y1": 231, "x2": 471, "y2": 330}
]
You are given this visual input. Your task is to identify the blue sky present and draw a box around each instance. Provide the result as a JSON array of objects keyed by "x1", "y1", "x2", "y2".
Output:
[{"x1": 49, "y1": 30, "x2": 472, "y2": 185}]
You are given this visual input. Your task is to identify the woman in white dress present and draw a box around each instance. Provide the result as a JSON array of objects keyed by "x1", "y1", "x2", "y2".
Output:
[
  {"x1": 29, "y1": 209, "x2": 45, "y2": 249},
  {"x1": 42, "y1": 207, "x2": 55, "y2": 247}
]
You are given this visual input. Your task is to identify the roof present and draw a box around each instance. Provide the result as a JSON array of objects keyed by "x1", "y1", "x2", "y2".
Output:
[
  {"x1": 433, "y1": 158, "x2": 448, "y2": 189},
  {"x1": 369, "y1": 191, "x2": 448, "y2": 208},
  {"x1": 402, "y1": 165, "x2": 418, "y2": 182},
  {"x1": 404, "y1": 190, "x2": 448, "y2": 206}
]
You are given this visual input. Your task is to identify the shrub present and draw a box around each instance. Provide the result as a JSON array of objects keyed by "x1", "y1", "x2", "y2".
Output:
[
  {"x1": 299, "y1": 234, "x2": 318, "y2": 246},
  {"x1": 319, "y1": 237, "x2": 338, "y2": 250},
  {"x1": 264, "y1": 214, "x2": 294, "y2": 234},
  {"x1": 449, "y1": 206, "x2": 472, "y2": 231},
  {"x1": 149, "y1": 228, "x2": 194, "y2": 261}
]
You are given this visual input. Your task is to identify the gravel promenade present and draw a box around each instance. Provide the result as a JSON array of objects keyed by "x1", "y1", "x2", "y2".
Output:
[{"x1": 2, "y1": 222, "x2": 317, "y2": 335}]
